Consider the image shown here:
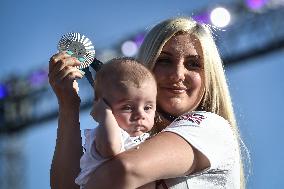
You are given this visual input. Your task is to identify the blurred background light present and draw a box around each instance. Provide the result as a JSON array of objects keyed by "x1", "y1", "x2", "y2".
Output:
[
  {"x1": 193, "y1": 11, "x2": 211, "y2": 24},
  {"x1": 0, "y1": 84, "x2": 8, "y2": 99},
  {"x1": 28, "y1": 69, "x2": 48, "y2": 88},
  {"x1": 245, "y1": 0, "x2": 268, "y2": 10},
  {"x1": 121, "y1": 40, "x2": 138, "y2": 57},
  {"x1": 210, "y1": 7, "x2": 231, "y2": 28},
  {"x1": 133, "y1": 33, "x2": 145, "y2": 47}
]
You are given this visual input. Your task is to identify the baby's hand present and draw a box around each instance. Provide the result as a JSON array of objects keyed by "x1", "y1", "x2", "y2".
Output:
[{"x1": 90, "y1": 98, "x2": 112, "y2": 123}]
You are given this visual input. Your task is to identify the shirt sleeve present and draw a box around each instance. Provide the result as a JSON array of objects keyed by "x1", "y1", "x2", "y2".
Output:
[{"x1": 162, "y1": 111, "x2": 238, "y2": 171}]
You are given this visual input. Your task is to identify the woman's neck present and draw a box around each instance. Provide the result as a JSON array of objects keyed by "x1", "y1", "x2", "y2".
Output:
[
  {"x1": 157, "y1": 107, "x2": 178, "y2": 123},
  {"x1": 151, "y1": 107, "x2": 179, "y2": 135}
]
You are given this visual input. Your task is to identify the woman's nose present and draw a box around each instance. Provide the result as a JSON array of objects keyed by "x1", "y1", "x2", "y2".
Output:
[{"x1": 170, "y1": 63, "x2": 185, "y2": 82}]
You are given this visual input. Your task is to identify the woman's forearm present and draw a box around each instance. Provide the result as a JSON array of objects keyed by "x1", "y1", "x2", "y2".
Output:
[
  {"x1": 85, "y1": 132, "x2": 200, "y2": 189},
  {"x1": 85, "y1": 154, "x2": 137, "y2": 189},
  {"x1": 50, "y1": 104, "x2": 83, "y2": 189}
]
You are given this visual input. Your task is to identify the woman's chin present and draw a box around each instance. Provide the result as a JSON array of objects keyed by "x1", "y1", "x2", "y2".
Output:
[{"x1": 160, "y1": 97, "x2": 197, "y2": 116}]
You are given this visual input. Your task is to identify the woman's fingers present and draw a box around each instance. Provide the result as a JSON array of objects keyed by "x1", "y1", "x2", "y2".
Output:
[
  {"x1": 49, "y1": 52, "x2": 69, "y2": 71},
  {"x1": 49, "y1": 66, "x2": 84, "y2": 85},
  {"x1": 49, "y1": 51, "x2": 81, "y2": 75},
  {"x1": 52, "y1": 66, "x2": 84, "y2": 85},
  {"x1": 49, "y1": 51, "x2": 85, "y2": 84},
  {"x1": 48, "y1": 51, "x2": 84, "y2": 104},
  {"x1": 50, "y1": 57, "x2": 81, "y2": 80}
]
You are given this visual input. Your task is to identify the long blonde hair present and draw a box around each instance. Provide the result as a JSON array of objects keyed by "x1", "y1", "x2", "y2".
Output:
[{"x1": 137, "y1": 17, "x2": 247, "y2": 188}]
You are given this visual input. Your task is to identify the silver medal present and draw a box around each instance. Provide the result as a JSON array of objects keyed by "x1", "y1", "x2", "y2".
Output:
[{"x1": 57, "y1": 32, "x2": 96, "y2": 69}]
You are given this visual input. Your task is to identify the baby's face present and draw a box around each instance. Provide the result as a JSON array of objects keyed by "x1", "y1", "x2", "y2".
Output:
[{"x1": 105, "y1": 80, "x2": 157, "y2": 137}]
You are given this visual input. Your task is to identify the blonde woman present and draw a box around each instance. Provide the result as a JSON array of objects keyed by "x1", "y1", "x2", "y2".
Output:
[{"x1": 49, "y1": 17, "x2": 245, "y2": 189}]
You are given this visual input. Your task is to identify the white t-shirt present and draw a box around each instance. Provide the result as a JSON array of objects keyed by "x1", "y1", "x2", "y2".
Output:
[
  {"x1": 160, "y1": 111, "x2": 241, "y2": 189},
  {"x1": 75, "y1": 127, "x2": 149, "y2": 187}
]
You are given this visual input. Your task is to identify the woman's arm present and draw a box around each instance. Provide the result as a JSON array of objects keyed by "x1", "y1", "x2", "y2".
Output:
[
  {"x1": 50, "y1": 103, "x2": 83, "y2": 189},
  {"x1": 85, "y1": 131, "x2": 209, "y2": 189},
  {"x1": 91, "y1": 99, "x2": 122, "y2": 157},
  {"x1": 49, "y1": 52, "x2": 84, "y2": 189},
  {"x1": 137, "y1": 182, "x2": 155, "y2": 189}
]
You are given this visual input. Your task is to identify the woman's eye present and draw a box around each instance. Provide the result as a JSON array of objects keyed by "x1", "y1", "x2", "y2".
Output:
[{"x1": 185, "y1": 58, "x2": 201, "y2": 69}]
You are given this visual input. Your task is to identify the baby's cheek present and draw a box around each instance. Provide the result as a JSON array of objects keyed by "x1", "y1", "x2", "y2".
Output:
[{"x1": 149, "y1": 113, "x2": 156, "y2": 125}]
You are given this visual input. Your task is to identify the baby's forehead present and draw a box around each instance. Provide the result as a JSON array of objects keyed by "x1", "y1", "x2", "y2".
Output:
[
  {"x1": 111, "y1": 85, "x2": 157, "y2": 103},
  {"x1": 105, "y1": 79, "x2": 156, "y2": 97},
  {"x1": 110, "y1": 79, "x2": 154, "y2": 90}
]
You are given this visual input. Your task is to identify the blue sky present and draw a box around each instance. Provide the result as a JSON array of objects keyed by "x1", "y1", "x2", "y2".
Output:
[
  {"x1": 0, "y1": 0, "x2": 227, "y2": 78},
  {"x1": 1, "y1": 0, "x2": 284, "y2": 189}
]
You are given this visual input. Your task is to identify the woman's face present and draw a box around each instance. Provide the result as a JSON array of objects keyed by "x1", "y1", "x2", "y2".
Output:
[{"x1": 153, "y1": 33, "x2": 204, "y2": 116}]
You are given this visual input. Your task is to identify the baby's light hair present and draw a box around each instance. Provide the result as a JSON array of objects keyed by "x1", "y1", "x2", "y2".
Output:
[{"x1": 95, "y1": 57, "x2": 157, "y2": 98}]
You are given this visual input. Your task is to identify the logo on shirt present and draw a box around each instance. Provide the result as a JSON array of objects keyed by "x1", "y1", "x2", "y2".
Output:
[
  {"x1": 133, "y1": 133, "x2": 149, "y2": 143},
  {"x1": 175, "y1": 113, "x2": 206, "y2": 125}
]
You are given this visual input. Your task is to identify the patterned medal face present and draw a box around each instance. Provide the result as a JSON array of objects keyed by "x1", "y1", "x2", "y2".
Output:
[{"x1": 57, "y1": 32, "x2": 96, "y2": 69}]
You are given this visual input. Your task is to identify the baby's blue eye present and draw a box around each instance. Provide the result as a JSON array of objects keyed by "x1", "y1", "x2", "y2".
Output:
[
  {"x1": 121, "y1": 105, "x2": 132, "y2": 111},
  {"x1": 144, "y1": 105, "x2": 153, "y2": 111}
]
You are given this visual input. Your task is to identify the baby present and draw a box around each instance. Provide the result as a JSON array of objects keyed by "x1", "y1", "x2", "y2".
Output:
[{"x1": 75, "y1": 57, "x2": 157, "y2": 189}]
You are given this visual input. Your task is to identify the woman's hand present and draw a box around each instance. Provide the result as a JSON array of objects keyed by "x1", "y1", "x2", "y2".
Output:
[{"x1": 48, "y1": 51, "x2": 84, "y2": 106}]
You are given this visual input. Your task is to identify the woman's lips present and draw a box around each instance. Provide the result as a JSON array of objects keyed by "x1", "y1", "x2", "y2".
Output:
[{"x1": 161, "y1": 86, "x2": 188, "y2": 94}]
